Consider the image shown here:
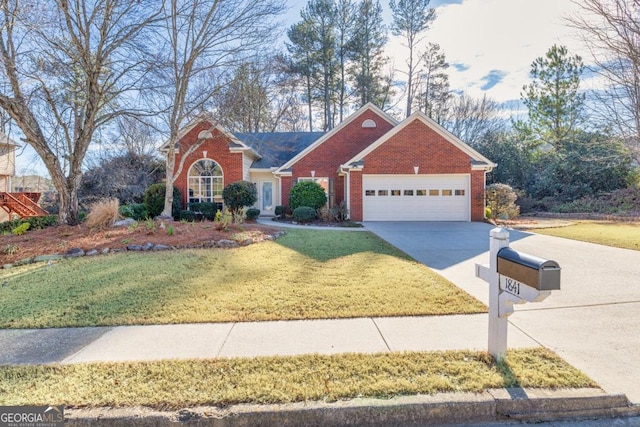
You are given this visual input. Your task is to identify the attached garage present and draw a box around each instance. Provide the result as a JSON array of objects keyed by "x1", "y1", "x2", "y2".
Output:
[{"x1": 362, "y1": 174, "x2": 471, "y2": 221}]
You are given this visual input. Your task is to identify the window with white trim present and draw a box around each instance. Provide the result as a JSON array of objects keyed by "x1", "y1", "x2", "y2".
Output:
[{"x1": 188, "y1": 159, "x2": 223, "y2": 204}]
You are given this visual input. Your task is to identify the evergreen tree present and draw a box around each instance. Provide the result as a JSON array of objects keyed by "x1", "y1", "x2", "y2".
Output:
[
  {"x1": 349, "y1": 0, "x2": 389, "y2": 107},
  {"x1": 334, "y1": 0, "x2": 357, "y2": 121},
  {"x1": 287, "y1": 20, "x2": 320, "y2": 131},
  {"x1": 521, "y1": 44, "x2": 585, "y2": 150},
  {"x1": 416, "y1": 42, "x2": 449, "y2": 122},
  {"x1": 389, "y1": 0, "x2": 436, "y2": 118}
]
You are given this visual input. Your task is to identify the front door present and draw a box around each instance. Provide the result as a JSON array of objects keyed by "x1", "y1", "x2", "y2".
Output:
[{"x1": 259, "y1": 181, "x2": 274, "y2": 214}]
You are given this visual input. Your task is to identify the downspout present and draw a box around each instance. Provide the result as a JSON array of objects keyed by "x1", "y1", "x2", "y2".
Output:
[
  {"x1": 339, "y1": 165, "x2": 350, "y2": 219},
  {"x1": 273, "y1": 169, "x2": 282, "y2": 208}
]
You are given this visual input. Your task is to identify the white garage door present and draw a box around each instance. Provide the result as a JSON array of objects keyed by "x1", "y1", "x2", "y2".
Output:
[{"x1": 362, "y1": 174, "x2": 470, "y2": 221}]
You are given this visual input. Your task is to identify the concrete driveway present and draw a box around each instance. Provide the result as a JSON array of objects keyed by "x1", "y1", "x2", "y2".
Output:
[{"x1": 364, "y1": 221, "x2": 640, "y2": 404}]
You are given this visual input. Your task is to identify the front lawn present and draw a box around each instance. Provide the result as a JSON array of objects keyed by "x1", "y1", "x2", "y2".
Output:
[
  {"x1": 533, "y1": 220, "x2": 640, "y2": 251},
  {"x1": 0, "y1": 229, "x2": 486, "y2": 328},
  {"x1": 0, "y1": 349, "x2": 595, "y2": 409}
]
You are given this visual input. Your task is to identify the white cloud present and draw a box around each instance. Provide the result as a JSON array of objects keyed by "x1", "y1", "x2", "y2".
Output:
[{"x1": 391, "y1": 0, "x2": 588, "y2": 103}]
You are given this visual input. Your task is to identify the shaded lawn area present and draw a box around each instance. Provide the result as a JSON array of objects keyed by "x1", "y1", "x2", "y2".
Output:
[
  {"x1": 0, "y1": 349, "x2": 596, "y2": 409},
  {"x1": 0, "y1": 229, "x2": 486, "y2": 328},
  {"x1": 533, "y1": 220, "x2": 640, "y2": 251}
]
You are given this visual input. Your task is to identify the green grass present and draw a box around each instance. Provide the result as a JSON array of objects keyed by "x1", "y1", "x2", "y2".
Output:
[
  {"x1": 0, "y1": 229, "x2": 486, "y2": 328},
  {"x1": 534, "y1": 221, "x2": 640, "y2": 251},
  {"x1": 0, "y1": 349, "x2": 596, "y2": 409}
]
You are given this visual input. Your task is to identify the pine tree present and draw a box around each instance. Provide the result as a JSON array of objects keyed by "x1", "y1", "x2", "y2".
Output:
[
  {"x1": 349, "y1": 0, "x2": 389, "y2": 107},
  {"x1": 389, "y1": 0, "x2": 436, "y2": 118},
  {"x1": 521, "y1": 44, "x2": 585, "y2": 150}
]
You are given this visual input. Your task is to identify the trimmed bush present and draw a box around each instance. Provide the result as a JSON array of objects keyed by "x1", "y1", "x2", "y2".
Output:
[
  {"x1": 293, "y1": 206, "x2": 317, "y2": 223},
  {"x1": 275, "y1": 205, "x2": 288, "y2": 218},
  {"x1": 144, "y1": 183, "x2": 182, "y2": 219},
  {"x1": 187, "y1": 202, "x2": 221, "y2": 220},
  {"x1": 119, "y1": 203, "x2": 148, "y2": 221},
  {"x1": 246, "y1": 208, "x2": 260, "y2": 220},
  {"x1": 486, "y1": 183, "x2": 520, "y2": 220},
  {"x1": 179, "y1": 210, "x2": 196, "y2": 222},
  {"x1": 289, "y1": 181, "x2": 327, "y2": 211},
  {"x1": 222, "y1": 181, "x2": 258, "y2": 218}
]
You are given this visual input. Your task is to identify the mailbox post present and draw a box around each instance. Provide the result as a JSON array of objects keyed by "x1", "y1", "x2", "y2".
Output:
[{"x1": 475, "y1": 227, "x2": 561, "y2": 360}]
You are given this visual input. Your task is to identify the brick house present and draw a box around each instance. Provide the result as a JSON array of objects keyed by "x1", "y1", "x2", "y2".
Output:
[{"x1": 164, "y1": 103, "x2": 495, "y2": 222}]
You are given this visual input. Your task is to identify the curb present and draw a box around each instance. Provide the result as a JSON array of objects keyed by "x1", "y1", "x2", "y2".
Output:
[{"x1": 65, "y1": 388, "x2": 640, "y2": 426}]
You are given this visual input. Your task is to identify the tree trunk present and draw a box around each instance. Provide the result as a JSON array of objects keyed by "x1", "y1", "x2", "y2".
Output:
[{"x1": 161, "y1": 139, "x2": 177, "y2": 218}]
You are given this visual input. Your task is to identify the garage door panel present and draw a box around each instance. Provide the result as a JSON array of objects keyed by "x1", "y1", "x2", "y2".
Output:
[{"x1": 362, "y1": 175, "x2": 470, "y2": 221}]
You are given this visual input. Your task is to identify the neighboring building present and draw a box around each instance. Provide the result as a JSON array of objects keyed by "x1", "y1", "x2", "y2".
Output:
[
  {"x1": 0, "y1": 133, "x2": 19, "y2": 222},
  {"x1": 0, "y1": 132, "x2": 18, "y2": 193},
  {"x1": 163, "y1": 103, "x2": 496, "y2": 222}
]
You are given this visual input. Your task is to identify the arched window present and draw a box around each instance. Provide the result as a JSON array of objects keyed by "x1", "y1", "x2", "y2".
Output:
[{"x1": 188, "y1": 159, "x2": 223, "y2": 204}]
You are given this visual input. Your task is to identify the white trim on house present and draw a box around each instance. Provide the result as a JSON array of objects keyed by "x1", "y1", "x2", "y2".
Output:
[
  {"x1": 274, "y1": 103, "x2": 397, "y2": 174},
  {"x1": 342, "y1": 110, "x2": 496, "y2": 170}
]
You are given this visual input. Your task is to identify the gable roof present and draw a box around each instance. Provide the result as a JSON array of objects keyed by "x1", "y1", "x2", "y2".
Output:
[
  {"x1": 236, "y1": 132, "x2": 325, "y2": 169},
  {"x1": 274, "y1": 103, "x2": 398, "y2": 174},
  {"x1": 343, "y1": 110, "x2": 496, "y2": 170}
]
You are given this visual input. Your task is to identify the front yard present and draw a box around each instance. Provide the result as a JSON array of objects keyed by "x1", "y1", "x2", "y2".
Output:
[
  {"x1": 532, "y1": 220, "x2": 640, "y2": 251},
  {"x1": 0, "y1": 224, "x2": 600, "y2": 409},
  {"x1": 0, "y1": 228, "x2": 486, "y2": 328}
]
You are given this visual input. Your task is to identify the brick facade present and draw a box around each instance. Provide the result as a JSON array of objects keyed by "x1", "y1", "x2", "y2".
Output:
[
  {"x1": 288, "y1": 109, "x2": 394, "y2": 207},
  {"x1": 173, "y1": 123, "x2": 245, "y2": 209},
  {"x1": 170, "y1": 105, "x2": 493, "y2": 221},
  {"x1": 348, "y1": 118, "x2": 489, "y2": 221}
]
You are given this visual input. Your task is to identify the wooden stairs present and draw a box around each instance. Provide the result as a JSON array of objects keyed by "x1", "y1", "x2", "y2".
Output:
[{"x1": 0, "y1": 192, "x2": 49, "y2": 219}]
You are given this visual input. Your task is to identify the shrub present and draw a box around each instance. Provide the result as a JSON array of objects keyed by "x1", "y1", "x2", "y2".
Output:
[
  {"x1": 246, "y1": 208, "x2": 260, "y2": 221},
  {"x1": 179, "y1": 210, "x2": 196, "y2": 222},
  {"x1": 329, "y1": 201, "x2": 349, "y2": 222},
  {"x1": 119, "y1": 203, "x2": 148, "y2": 221},
  {"x1": 186, "y1": 202, "x2": 220, "y2": 220},
  {"x1": 0, "y1": 216, "x2": 57, "y2": 234},
  {"x1": 274, "y1": 205, "x2": 287, "y2": 218},
  {"x1": 289, "y1": 181, "x2": 327, "y2": 211},
  {"x1": 214, "y1": 208, "x2": 232, "y2": 231},
  {"x1": 293, "y1": 206, "x2": 316, "y2": 223},
  {"x1": 11, "y1": 222, "x2": 30, "y2": 235},
  {"x1": 222, "y1": 181, "x2": 257, "y2": 219},
  {"x1": 486, "y1": 183, "x2": 520, "y2": 220},
  {"x1": 85, "y1": 198, "x2": 121, "y2": 228},
  {"x1": 485, "y1": 207, "x2": 492, "y2": 219},
  {"x1": 143, "y1": 183, "x2": 182, "y2": 219}
]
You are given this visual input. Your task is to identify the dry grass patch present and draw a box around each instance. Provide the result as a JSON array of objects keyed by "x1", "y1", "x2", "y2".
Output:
[
  {"x1": 533, "y1": 220, "x2": 640, "y2": 251},
  {"x1": 0, "y1": 229, "x2": 486, "y2": 328},
  {"x1": 0, "y1": 349, "x2": 596, "y2": 409},
  {"x1": 84, "y1": 198, "x2": 121, "y2": 229}
]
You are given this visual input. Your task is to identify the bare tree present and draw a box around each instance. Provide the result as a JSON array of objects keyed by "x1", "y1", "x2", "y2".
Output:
[
  {"x1": 149, "y1": 0, "x2": 285, "y2": 218},
  {"x1": 0, "y1": 0, "x2": 160, "y2": 224},
  {"x1": 567, "y1": 0, "x2": 640, "y2": 163},
  {"x1": 389, "y1": 0, "x2": 436, "y2": 118},
  {"x1": 445, "y1": 93, "x2": 505, "y2": 147}
]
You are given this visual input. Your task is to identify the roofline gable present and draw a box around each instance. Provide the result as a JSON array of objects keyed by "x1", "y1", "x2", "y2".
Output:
[
  {"x1": 159, "y1": 115, "x2": 261, "y2": 160},
  {"x1": 274, "y1": 103, "x2": 398, "y2": 173},
  {"x1": 343, "y1": 110, "x2": 496, "y2": 170}
]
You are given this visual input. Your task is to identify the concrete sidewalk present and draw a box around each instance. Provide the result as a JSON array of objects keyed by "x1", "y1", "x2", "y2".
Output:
[{"x1": 0, "y1": 314, "x2": 540, "y2": 365}]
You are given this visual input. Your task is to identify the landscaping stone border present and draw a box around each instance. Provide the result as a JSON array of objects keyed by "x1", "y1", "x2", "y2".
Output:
[{"x1": 1, "y1": 230, "x2": 287, "y2": 270}]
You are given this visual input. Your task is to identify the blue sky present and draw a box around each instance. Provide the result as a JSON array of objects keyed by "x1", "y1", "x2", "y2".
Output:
[
  {"x1": 286, "y1": 0, "x2": 589, "y2": 107},
  {"x1": 15, "y1": 0, "x2": 589, "y2": 176}
]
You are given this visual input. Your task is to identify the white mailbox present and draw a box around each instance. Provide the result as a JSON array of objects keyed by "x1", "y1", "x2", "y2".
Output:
[{"x1": 475, "y1": 228, "x2": 561, "y2": 360}]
